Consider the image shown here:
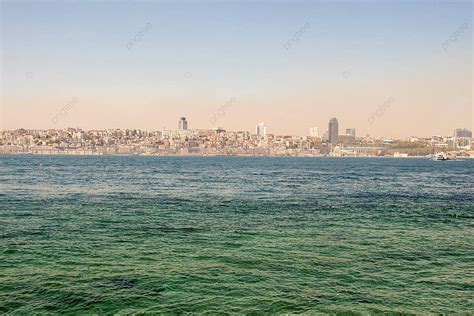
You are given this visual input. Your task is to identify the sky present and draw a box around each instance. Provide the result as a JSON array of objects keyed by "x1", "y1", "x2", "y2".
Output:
[{"x1": 1, "y1": 0, "x2": 472, "y2": 137}]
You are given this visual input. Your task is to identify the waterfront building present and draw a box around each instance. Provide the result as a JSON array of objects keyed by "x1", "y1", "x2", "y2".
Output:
[
  {"x1": 457, "y1": 137, "x2": 472, "y2": 150},
  {"x1": 394, "y1": 152, "x2": 409, "y2": 158},
  {"x1": 256, "y1": 122, "x2": 267, "y2": 137},
  {"x1": 328, "y1": 118, "x2": 339, "y2": 145},
  {"x1": 448, "y1": 138, "x2": 456, "y2": 149},
  {"x1": 178, "y1": 117, "x2": 188, "y2": 130}
]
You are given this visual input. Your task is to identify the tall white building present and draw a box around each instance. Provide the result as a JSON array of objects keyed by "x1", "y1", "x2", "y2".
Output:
[
  {"x1": 256, "y1": 122, "x2": 267, "y2": 137},
  {"x1": 309, "y1": 127, "x2": 319, "y2": 137}
]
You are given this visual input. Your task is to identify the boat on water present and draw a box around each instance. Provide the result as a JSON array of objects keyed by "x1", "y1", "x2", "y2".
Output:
[{"x1": 433, "y1": 152, "x2": 456, "y2": 161}]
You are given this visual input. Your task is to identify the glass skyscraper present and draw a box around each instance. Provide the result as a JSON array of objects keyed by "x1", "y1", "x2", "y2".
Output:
[
  {"x1": 454, "y1": 128, "x2": 472, "y2": 138},
  {"x1": 328, "y1": 118, "x2": 339, "y2": 145},
  {"x1": 178, "y1": 117, "x2": 188, "y2": 130}
]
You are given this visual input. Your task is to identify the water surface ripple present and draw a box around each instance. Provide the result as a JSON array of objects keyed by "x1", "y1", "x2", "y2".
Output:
[{"x1": 1, "y1": 156, "x2": 473, "y2": 314}]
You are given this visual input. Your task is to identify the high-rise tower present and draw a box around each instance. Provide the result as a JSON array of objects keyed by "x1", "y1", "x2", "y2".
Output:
[
  {"x1": 328, "y1": 118, "x2": 339, "y2": 145},
  {"x1": 178, "y1": 117, "x2": 188, "y2": 130},
  {"x1": 256, "y1": 122, "x2": 267, "y2": 137}
]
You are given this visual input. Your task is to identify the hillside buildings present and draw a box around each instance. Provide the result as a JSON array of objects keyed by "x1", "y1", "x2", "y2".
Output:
[{"x1": 0, "y1": 119, "x2": 472, "y2": 158}]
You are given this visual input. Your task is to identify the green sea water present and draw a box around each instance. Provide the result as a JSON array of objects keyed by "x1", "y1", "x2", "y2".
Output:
[{"x1": 1, "y1": 156, "x2": 473, "y2": 314}]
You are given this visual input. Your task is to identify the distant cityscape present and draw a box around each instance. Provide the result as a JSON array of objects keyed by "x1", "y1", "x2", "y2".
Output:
[{"x1": 0, "y1": 117, "x2": 472, "y2": 157}]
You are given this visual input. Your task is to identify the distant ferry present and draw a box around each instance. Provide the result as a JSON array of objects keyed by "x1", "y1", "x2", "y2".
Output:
[{"x1": 433, "y1": 152, "x2": 456, "y2": 161}]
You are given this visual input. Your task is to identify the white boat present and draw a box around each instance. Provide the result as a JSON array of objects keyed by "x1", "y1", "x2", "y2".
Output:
[{"x1": 433, "y1": 152, "x2": 456, "y2": 161}]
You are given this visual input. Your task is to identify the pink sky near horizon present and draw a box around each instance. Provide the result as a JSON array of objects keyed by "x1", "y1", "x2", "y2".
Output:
[{"x1": 2, "y1": 55, "x2": 471, "y2": 138}]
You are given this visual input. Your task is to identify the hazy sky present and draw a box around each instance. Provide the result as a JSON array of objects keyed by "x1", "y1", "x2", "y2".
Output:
[{"x1": 1, "y1": 0, "x2": 472, "y2": 137}]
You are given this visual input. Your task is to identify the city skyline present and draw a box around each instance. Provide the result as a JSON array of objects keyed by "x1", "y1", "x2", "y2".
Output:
[
  {"x1": 1, "y1": 115, "x2": 471, "y2": 140},
  {"x1": 2, "y1": 122, "x2": 472, "y2": 157},
  {"x1": 1, "y1": 1, "x2": 472, "y2": 137}
]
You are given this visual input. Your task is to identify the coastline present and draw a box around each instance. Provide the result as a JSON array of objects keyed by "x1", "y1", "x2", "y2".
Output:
[{"x1": 1, "y1": 152, "x2": 471, "y2": 159}]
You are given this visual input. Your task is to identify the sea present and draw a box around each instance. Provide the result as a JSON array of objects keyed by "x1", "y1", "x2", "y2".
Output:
[{"x1": 0, "y1": 155, "x2": 473, "y2": 314}]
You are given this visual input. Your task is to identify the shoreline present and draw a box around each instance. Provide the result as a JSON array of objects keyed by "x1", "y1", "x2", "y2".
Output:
[{"x1": 1, "y1": 153, "x2": 471, "y2": 159}]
